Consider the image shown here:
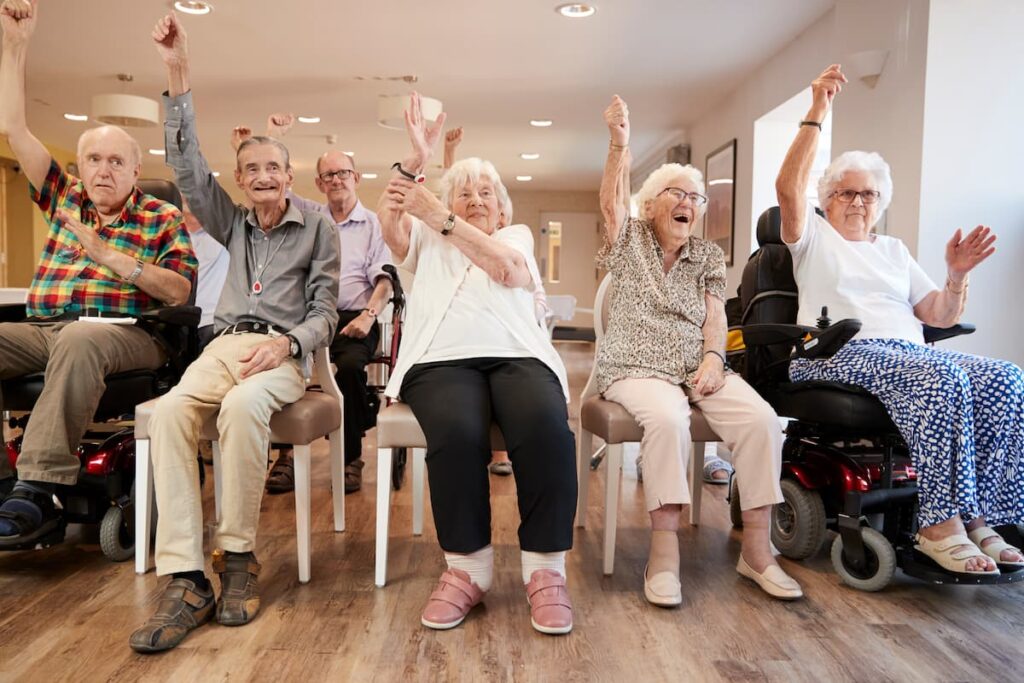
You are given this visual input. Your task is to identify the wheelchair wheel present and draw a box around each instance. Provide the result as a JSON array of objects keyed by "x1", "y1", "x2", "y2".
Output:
[
  {"x1": 771, "y1": 478, "x2": 827, "y2": 560},
  {"x1": 830, "y1": 527, "x2": 896, "y2": 592},
  {"x1": 729, "y1": 478, "x2": 743, "y2": 529},
  {"x1": 99, "y1": 504, "x2": 133, "y2": 562},
  {"x1": 391, "y1": 447, "x2": 407, "y2": 491}
]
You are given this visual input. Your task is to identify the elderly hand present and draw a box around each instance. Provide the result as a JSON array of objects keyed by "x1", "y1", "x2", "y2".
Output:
[
  {"x1": 445, "y1": 127, "x2": 463, "y2": 150},
  {"x1": 810, "y1": 64, "x2": 847, "y2": 114},
  {"x1": 340, "y1": 311, "x2": 374, "y2": 339},
  {"x1": 266, "y1": 112, "x2": 295, "y2": 139},
  {"x1": 152, "y1": 13, "x2": 188, "y2": 66},
  {"x1": 604, "y1": 95, "x2": 630, "y2": 146},
  {"x1": 0, "y1": 0, "x2": 36, "y2": 44},
  {"x1": 238, "y1": 336, "x2": 291, "y2": 379},
  {"x1": 56, "y1": 209, "x2": 115, "y2": 268},
  {"x1": 231, "y1": 125, "x2": 253, "y2": 152},
  {"x1": 384, "y1": 177, "x2": 445, "y2": 223},
  {"x1": 946, "y1": 225, "x2": 996, "y2": 282},
  {"x1": 404, "y1": 91, "x2": 447, "y2": 169},
  {"x1": 692, "y1": 354, "x2": 726, "y2": 398}
]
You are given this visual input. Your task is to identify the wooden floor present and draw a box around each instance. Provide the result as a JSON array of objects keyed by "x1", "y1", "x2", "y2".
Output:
[{"x1": 1, "y1": 342, "x2": 1022, "y2": 682}]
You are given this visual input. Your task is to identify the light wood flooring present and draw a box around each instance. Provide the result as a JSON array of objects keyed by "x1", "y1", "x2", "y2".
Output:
[{"x1": 1, "y1": 342, "x2": 1022, "y2": 682}]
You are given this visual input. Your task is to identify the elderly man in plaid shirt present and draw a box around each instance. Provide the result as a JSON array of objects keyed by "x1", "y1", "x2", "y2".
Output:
[{"x1": 0, "y1": 0, "x2": 197, "y2": 546}]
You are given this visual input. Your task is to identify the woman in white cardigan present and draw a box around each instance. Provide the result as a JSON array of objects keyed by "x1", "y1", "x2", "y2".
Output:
[{"x1": 378, "y1": 94, "x2": 577, "y2": 636}]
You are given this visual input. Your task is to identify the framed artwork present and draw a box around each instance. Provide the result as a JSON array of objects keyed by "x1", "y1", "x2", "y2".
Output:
[{"x1": 703, "y1": 139, "x2": 737, "y2": 265}]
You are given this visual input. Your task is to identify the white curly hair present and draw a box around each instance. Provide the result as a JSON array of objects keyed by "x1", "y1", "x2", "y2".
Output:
[
  {"x1": 439, "y1": 157, "x2": 513, "y2": 223},
  {"x1": 817, "y1": 150, "x2": 893, "y2": 218},
  {"x1": 634, "y1": 163, "x2": 706, "y2": 220}
]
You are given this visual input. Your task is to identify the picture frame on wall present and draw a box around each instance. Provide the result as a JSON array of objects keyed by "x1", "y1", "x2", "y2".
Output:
[{"x1": 703, "y1": 139, "x2": 737, "y2": 265}]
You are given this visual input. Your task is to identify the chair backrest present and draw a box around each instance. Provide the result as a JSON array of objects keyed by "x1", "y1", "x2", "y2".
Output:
[
  {"x1": 579, "y1": 273, "x2": 614, "y2": 403},
  {"x1": 137, "y1": 178, "x2": 183, "y2": 211}
]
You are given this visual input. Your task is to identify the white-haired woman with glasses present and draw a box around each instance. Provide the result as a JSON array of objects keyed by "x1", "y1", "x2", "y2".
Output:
[
  {"x1": 597, "y1": 96, "x2": 800, "y2": 606},
  {"x1": 777, "y1": 65, "x2": 1023, "y2": 578},
  {"x1": 377, "y1": 94, "x2": 577, "y2": 635}
]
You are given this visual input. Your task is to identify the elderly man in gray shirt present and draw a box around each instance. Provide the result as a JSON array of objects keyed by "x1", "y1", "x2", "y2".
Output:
[{"x1": 131, "y1": 14, "x2": 340, "y2": 654}]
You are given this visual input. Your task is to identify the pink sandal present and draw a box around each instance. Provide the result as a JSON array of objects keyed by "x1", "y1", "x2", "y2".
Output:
[
  {"x1": 420, "y1": 568, "x2": 485, "y2": 630},
  {"x1": 525, "y1": 569, "x2": 573, "y2": 635}
]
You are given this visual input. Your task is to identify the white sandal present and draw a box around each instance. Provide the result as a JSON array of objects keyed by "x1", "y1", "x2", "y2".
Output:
[
  {"x1": 913, "y1": 532, "x2": 1000, "y2": 576},
  {"x1": 967, "y1": 526, "x2": 1024, "y2": 569}
]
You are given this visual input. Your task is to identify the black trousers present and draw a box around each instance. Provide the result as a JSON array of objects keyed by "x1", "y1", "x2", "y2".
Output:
[
  {"x1": 401, "y1": 357, "x2": 577, "y2": 553},
  {"x1": 330, "y1": 310, "x2": 380, "y2": 464}
]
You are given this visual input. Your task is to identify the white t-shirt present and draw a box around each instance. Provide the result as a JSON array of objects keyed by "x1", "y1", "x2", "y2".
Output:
[
  {"x1": 384, "y1": 219, "x2": 569, "y2": 401},
  {"x1": 189, "y1": 227, "x2": 230, "y2": 328},
  {"x1": 785, "y1": 204, "x2": 938, "y2": 344}
]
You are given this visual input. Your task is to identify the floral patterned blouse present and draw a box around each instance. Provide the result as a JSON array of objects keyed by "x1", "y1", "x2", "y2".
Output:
[{"x1": 595, "y1": 217, "x2": 727, "y2": 393}]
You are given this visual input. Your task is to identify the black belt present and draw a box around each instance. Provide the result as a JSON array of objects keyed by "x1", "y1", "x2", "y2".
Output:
[{"x1": 215, "y1": 321, "x2": 288, "y2": 338}]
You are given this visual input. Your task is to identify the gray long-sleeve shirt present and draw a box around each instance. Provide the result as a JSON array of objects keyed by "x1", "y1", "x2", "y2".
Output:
[{"x1": 163, "y1": 91, "x2": 340, "y2": 356}]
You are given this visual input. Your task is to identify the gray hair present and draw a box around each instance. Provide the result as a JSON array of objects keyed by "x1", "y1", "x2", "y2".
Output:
[
  {"x1": 76, "y1": 125, "x2": 142, "y2": 168},
  {"x1": 439, "y1": 157, "x2": 513, "y2": 222},
  {"x1": 236, "y1": 135, "x2": 291, "y2": 170},
  {"x1": 817, "y1": 150, "x2": 893, "y2": 216},
  {"x1": 634, "y1": 163, "x2": 707, "y2": 220}
]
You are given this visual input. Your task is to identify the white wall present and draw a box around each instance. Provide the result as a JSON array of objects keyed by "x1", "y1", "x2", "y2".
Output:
[{"x1": 916, "y1": 0, "x2": 1024, "y2": 364}]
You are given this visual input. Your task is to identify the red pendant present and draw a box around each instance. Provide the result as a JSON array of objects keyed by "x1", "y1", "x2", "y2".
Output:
[{"x1": 252, "y1": 280, "x2": 263, "y2": 295}]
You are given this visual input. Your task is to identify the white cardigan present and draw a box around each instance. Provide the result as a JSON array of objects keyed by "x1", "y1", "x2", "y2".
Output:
[{"x1": 384, "y1": 219, "x2": 570, "y2": 402}]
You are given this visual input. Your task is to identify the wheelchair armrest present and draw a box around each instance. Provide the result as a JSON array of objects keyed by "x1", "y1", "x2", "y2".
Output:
[
  {"x1": 742, "y1": 323, "x2": 815, "y2": 347},
  {"x1": 0, "y1": 302, "x2": 27, "y2": 322},
  {"x1": 923, "y1": 323, "x2": 976, "y2": 344},
  {"x1": 138, "y1": 305, "x2": 201, "y2": 328},
  {"x1": 795, "y1": 318, "x2": 861, "y2": 359}
]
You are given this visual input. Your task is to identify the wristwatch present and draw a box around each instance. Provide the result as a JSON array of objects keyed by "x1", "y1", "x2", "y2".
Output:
[
  {"x1": 285, "y1": 334, "x2": 301, "y2": 358},
  {"x1": 362, "y1": 306, "x2": 377, "y2": 318},
  {"x1": 441, "y1": 213, "x2": 457, "y2": 236}
]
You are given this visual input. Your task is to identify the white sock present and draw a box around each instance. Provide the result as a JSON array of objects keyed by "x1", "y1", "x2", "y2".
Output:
[
  {"x1": 521, "y1": 550, "x2": 567, "y2": 584},
  {"x1": 444, "y1": 545, "x2": 494, "y2": 591}
]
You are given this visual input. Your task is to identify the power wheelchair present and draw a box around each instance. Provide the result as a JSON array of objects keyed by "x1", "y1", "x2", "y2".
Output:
[
  {"x1": 730, "y1": 206, "x2": 1023, "y2": 591},
  {"x1": 1, "y1": 179, "x2": 201, "y2": 560}
]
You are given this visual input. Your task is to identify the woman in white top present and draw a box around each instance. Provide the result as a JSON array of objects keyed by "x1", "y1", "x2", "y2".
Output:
[
  {"x1": 777, "y1": 64, "x2": 1024, "y2": 578},
  {"x1": 378, "y1": 94, "x2": 576, "y2": 635}
]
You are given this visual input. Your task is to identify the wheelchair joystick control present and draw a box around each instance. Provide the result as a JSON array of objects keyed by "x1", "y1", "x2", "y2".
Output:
[{"x1": 816, "y1": 306, "x2": 831, "y2": 330}]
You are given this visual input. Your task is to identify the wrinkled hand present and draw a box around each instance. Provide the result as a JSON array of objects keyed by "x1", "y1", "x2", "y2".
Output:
[
  {"x1": 0, "y1": 0, "x2": 37, "y2": 44},
  {"x1": 946, "y1": 225, "x2": 996, "y2": 282},
  {"x1": 384, "y1": 177, "x2": 445, "y2": 222},
  {"x1": 340, "y1": 312, "x2": 374, "y2": 339},
  {"x1": 810, "y1": 64, "x2": 847, "y2": 110},
  {"x1": 266, "y1": 112, "x2": 295, "y2": 138},
  {"x1": 238, "y1": 336, "x2": 291, "y2": 379},
  {"x1": 604, "y1": 95, "x2": 630, "y2": 146},
  {"x1": 231, "y1": 125, "x2": 253, "y2": 152},
  {"x1": 152, "y1": 13, "x2": 188, "y2": 66},
  {"x1": 692, "y1": 355, "x2": 726, "y2": 398},
  {"x1": 445, "y1": 126, "x2": 463, "y2": 150},
  {"x1": 56, "y1": 209, "x2": 114, "y2": 267},
  {"x1": 404, "y1": 91, "x2": 447, "y2": 168}
]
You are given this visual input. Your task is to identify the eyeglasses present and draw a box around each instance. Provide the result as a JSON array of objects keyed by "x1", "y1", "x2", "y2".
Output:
[
  {"x1": 658, "y1": 187, "x2": 708, "y2": 207},
  {"x1": 318, "y1": 169, "x2": 355, "y2": 183},
  {"x1": 831, "y1": 189, "x2": 881, "y2": 204}
]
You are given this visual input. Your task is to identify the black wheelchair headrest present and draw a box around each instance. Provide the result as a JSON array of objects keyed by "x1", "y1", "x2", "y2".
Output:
[
  {"x1": 138, "y1": 179, "x2": 183, "y2": 211},
  {"x1": 756, "y1": 205, "x2": 826, "y2": 247}
]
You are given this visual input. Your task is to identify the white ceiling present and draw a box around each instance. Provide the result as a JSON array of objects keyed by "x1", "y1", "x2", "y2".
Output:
[{"x1": 10, "y1": 0, "x2": 834, "y2": 197}]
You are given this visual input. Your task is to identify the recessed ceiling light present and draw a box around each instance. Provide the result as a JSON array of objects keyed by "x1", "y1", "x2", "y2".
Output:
[
  {"x1": 530, "y1": 119, "x2": 553, "y2": 127},
  {"x1": 211, "y1": 171, "x2": 221, "y2": 177},
  {"x1": 708, "y1": 179, "x2": 734, "y2": 186},
  {"x1": 297, "y1": 116, "x2": 320, "y2": 124},
  {"x1": 555, "y1": 3, "x2": 596, "y2": 18},
  {"x1": 361, "y1": 173, "x2": 378, "y2": 179},
  {"x1": 174, "y1": 1, "x2": 213, "y2": 16},
  {"x1": 520, "y1": 153, "x2": 540, "y2": 160},
  {"x1": 343, "y1": 151, "x2": 355, "y2": 157},
  {"x1": 63, "y1": 113, "x2": 88, "y2": 122},
  {"x1": 148, "y1": 148, "x2": 165, "y2": 156},
  {"x1": 516, "y1": 175, "x2": 533, "y2": 182}
]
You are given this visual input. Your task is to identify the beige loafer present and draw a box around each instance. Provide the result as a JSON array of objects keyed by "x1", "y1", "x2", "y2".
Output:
[
  {"x1": 736, "y1": 555, "x2": 803, "y2": 600},
  {"x1": 643, "y1": 564, "x2": 682, "y2": 607}
]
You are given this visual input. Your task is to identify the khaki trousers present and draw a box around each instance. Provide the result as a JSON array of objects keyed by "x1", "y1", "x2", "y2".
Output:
[
  {"x1": 0, "y1": 321, "x2": 164, "y2": 483},
  {"x1": 149, "y1": 332, "x2": 305, "y2": 575},
  {"x1": 603, "y1": 375, "x2": 783, "y2": 512}
]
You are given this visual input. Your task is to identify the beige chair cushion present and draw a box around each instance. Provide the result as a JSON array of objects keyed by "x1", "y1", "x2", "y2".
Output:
[
  {"x1": 581, "y1": 395, "x2": 720, "y2": 444},
  {"x1": 376, "y1": 402, "x2": 506, "y2": 450}
]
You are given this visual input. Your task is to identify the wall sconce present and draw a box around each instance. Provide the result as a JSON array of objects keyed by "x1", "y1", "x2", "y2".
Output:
[{"x1": 845, "y1": 49, "x2": 889, "y2": 89}]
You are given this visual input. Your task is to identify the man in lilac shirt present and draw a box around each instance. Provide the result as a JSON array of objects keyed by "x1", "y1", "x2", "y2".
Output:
[{"x1": 233, "y1": 116, "x2": 394, "y2": 492}]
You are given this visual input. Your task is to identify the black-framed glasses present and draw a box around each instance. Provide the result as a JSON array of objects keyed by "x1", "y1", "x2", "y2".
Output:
[
  {"x1": 658, "y1": 187, "x2": 708, "y2": 207},
  {"x1": 831, "y1": 189, "x2": 881, "y2": 204},
  {"x1": 318, "y1": 169, "x2": 356, "y2": 183}
]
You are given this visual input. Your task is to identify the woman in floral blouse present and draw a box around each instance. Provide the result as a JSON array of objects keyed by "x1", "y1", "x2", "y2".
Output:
[{"x1": 597, "y1": 96, "x2": 801, "y2": 605}]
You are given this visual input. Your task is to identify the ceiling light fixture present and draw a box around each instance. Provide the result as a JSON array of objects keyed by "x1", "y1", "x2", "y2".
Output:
[
  {"x1": 63, "y1": 113, "x2": 89, "y2": 122},
  {"x1": 555, "y1": 3, "x2": 597, "y2": 18},
  {"x1": 212, "y1": 171, "x2": 221, "y2": 177},
  {"x1": 343, "y1": 151, "x2": 355, "y2": 157},
  {"x1": 529, "y1": 119, "x2": 553, "y2": 127},
  {"x1": 362, "y1": 173, "x2": 378, "y2": 180},
  {"x1": 91, "y1": 74, "x2": 159, "y2": 127},
  {"x1": 377, "y1": 94, "x2": 443, "y2": 130},
  {"x1": 173, "y1": 1, "x2": 213, "y2": 16},
  {"x1": 520, "y1": 153, "x2": 540, "y2": 160},
  {"x1": 148, "y1": 148, "x2": 165, "y2": 156},
  {"x1": 297, "y1": 116, "x2": 320, "y2": 124},
  {"x1": 516, "y1": 175, "x2": 533, "y2": 182}
]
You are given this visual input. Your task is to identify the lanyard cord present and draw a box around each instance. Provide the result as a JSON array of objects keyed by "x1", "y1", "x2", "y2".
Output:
[{"x1": 246, "y1": 224, "x2": 290, "y2": 291}]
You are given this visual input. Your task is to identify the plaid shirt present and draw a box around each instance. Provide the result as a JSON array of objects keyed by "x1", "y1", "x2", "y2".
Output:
[{"x1": 26, "y1": 160, "x2": 197, "y2": 318}]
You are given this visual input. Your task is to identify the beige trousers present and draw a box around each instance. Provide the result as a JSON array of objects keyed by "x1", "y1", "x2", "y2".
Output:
[
  {"x1": 0, "y1": 321, "x2": 164, "y2": 483},
  {"x1": 603, "y1": 375, "x2": 783, "y2": 512},
  {"x1": 149, "y1": 332, "x2": 305, "y2": 575}
]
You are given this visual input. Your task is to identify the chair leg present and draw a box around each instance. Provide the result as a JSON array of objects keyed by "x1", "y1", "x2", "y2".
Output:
[
  {"x1": 375, "y1": 447, "x2": 393, "y2": 587},
  {"x1": 689, "y1": 442, "x2": 703, "y2": 526},
  {"x1": 576, "y1": 428, "x2": 594, "y2": 528},
  {"x1": 329, "y1": 428, "x2": 345, "y2": 532},
  {"x1": 212, "y1": 440, "x2": 223, "y2": 523},
  {"x1": 412, "y1": 447, "x2": 425, "y2": 536},
  {"x1": 134, "y1": 437, "x2": 154, "y2": 574},
  {"x1": 603, "y1": 443, "x2": 624, "y2": 576},
  {"x1": 293, "y1": 444, "x2": 312, "y2": 584}
]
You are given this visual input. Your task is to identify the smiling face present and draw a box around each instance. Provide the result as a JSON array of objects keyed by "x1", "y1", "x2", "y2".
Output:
[
  {"x1": 76, "y1": 127, "x2": 141, "y2": 216},
  {"x1": 314, "y1": 151, "x2": 359, "y2": 208},
  {"x1": 824, "y1": 169, "x2": 880, "y2": 238},
  {"x1": 451, "y1": 178, "x2": 501, "y2": 233},
  {"x1": 644, "y1": 173, "x2": 704, "y2": 244},
  {"x1": 235, "y1": 142, "x2": 293, "y2": 208}
]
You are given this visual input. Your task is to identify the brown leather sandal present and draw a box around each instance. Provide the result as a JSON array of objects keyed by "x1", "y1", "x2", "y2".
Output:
[
  {"x1": 266, "y1": 452, "x2": 295, "y2": 494},
  {"x1": 212, "y1": 549, "x2": 262, "y2": 626},
  {"x1": 129, "y1": 578, "x2": 215, "y2": 653}
]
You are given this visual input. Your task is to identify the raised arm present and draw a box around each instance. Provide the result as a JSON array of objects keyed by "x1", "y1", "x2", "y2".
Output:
[
  {"x1": 914, "y1": 225, "x2": 996, "y2": 327},
  {"x1": 775, "y1": 65, "x2": 847, "y2": 244},
  {"x1": 600, "y1": 95, "x2": 631, "y2": 245},
  {"x1": 443, "y1": 126, "x2": 463, "y2": 170},
  {"x1": 0, "y1": 0, "x2": 51, "y2": 189}
]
